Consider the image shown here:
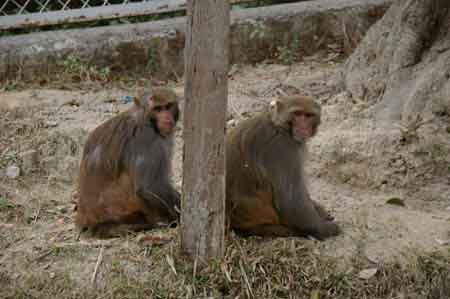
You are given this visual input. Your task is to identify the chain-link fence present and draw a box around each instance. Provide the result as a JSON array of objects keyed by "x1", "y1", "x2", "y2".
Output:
[
  {"x1": 0, "y1": 0, "x2": 178, "y2": 15},
  {"x1": 0, "y1": 0, "x2": 187, "y2": 30},
  {"x1": 0, "y1": 0, "x2": 257, "y2": 30},
  {"x1": 1, "y1": 1, "x2": 147, "y2": 15}
]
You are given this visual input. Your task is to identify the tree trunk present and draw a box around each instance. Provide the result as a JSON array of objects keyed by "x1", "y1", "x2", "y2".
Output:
[
  {"x1": 181, "y1": 0, "x2": 229, "y2": 262},
  {"x1": 343, "y1": 0, "x2": 450, "y2": 125}
]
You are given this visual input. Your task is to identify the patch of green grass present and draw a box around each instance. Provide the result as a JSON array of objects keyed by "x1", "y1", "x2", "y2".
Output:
[
  {"x1": 276, "y1": 36, "x2": 301, "y2": 65},
  {"x1": 3, "y1": 81, "x2": 18, "y2": 92},
  {"x1": 0, "y1": 196, "x2": 15, "y2": 210},
  {"x1": 249, "y1": 21, "x2": 269, "y2": 40},
  {"x1": 0, "y1": 151, "x2": 18, "y2": 168},
  {"x1": 61, "y1": 55, "x2": 112, "y2": 83},
  {"x1": 63, "y1": 55, "x2": 84, "y2": 74}
]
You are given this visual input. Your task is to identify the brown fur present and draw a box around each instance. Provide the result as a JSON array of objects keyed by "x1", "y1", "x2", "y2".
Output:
[
  {"x1": 226, "y1": 95, "x2": 340, "y2": 240},
  {"x1": 76, "y1": 87, "x2": 181, "y2": 237}
]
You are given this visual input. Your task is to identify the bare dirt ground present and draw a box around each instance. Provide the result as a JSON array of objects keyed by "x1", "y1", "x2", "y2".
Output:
[{"x1": 1, "y1": 59, "x2": 449, "y2": 298}]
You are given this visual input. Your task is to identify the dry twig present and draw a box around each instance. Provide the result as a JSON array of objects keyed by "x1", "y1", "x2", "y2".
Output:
[{"x1": 91, "y1": 245, "x2": 105, "y2": 285}]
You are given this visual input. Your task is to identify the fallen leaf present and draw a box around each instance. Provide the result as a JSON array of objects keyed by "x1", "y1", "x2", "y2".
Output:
[
  {"x1": 386, "y1": 197, "x2": 405, "y2": 206},
  {"x1": 366, "y1": 254, "x2": 380, "y2": 264},
  {"x1": 358, "y1": 268, "x2": 378, "y2": 279},
  {"x1": 0, "y1": 223, "x2": 14, "y2": 229},
  {"x1": 435, "y1": 238, "x2": 450, "y2": 246},
  {"x1": 138, "y1": 235, "x2": 171, "y2": 246},
  {"x1": 166, "y1": 255, "x2": 177, "y2": 275},
  {"x1": 61, "y1": 99, "x2": 81, "y2": 107}
]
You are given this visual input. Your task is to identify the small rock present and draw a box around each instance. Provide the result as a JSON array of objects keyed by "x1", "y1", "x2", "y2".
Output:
[
  {"x1": 226, "y1": 112, "x2": 235, "y2": 121},
  {"x1": 62, "y1": 99, "x2": 81, "y2": 107},
  {"x1": 228, "y1": 65, "x2": 240, "y2": 77},
  {"x1": 227, "y1": 119, "x2": 237, "y2": 127},
  {"x1": 44, "y1": 121, "x2": 59, "y2": 128},
  {"x1": 6, "y1": 165, "x2": 20, "y2": 179},
  {"x1": 435, "y1": 238, "x2": 450, "y2": 246},
  {"x1": 358, "y1": 268, "x2": 378, "y2": 280},
  {"x1": 366, "y1": 254, "x2": 380, "y2": 264}
]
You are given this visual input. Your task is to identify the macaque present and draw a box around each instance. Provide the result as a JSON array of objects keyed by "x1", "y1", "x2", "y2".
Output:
[
  {"x1": 226, "y1": 95, "x2": 340, "y2": 239},
  {"x1": 75, "y1": 87, "x2": 181, "y2": 237}
]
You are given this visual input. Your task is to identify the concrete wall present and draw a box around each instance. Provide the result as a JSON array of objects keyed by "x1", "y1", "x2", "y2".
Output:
[{"x1": 0, "y1": 0, "x2": 391, "y2": 82}]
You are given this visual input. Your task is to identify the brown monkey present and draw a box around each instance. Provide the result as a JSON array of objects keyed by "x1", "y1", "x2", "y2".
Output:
[
  {"x1": 226, "y1": 95, "x2": 340, "y2": 240},
  {"x1": 75, "y1": 87, "x2": 181, "y2": 237}
]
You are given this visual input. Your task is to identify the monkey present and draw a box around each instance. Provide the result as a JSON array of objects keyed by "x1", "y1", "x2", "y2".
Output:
[
  {"x1": 75, "y1": 87, "x2": 181, "y2": 237},
  {"x1": 225, "y1": 95, "x2": 340, "y2": 240}
]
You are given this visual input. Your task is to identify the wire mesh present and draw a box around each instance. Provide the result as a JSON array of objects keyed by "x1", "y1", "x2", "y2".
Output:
[
  {"x1": 0, "y1": 0, "x2": 255, "y2": 30},
  {"x1": 0, "y1": 0, "x2": 147, "y2": 16}
]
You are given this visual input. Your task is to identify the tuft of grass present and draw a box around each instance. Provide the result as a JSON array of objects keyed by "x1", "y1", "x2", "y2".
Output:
[
  {"x1": 276, "y1": 36, "x2": 301, "y2": 65},
  {"x1": 0, "y1": 196, "x2": 16, "y2": 210},
  {"x1": 2, "y1": 81, "x2": 18, "y2": 92},
  {"x1": 61, "y1": 55, "x2": 112, "y2": 83}
]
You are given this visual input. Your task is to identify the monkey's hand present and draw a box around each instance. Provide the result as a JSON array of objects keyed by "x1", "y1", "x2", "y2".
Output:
[{"x1": 137, "y1": 187, "x2": 179, "y2": 220}]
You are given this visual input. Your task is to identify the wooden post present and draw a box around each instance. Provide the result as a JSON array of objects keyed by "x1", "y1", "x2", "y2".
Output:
[{"x1": 181, "y1": 0, "x2": 230, "y2": 261}]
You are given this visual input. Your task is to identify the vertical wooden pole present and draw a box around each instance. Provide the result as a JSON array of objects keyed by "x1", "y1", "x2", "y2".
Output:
[{"x1": 181, "y1": 0, "x2": 230, "y2": 261}]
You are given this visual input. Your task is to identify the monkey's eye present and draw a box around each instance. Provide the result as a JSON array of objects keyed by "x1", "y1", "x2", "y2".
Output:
[
  {"x1": 294, "y1": 111, "x2": 313, "y2": 118},
  {"x1": 155, "y1": 103, "x2": 173, "y2": 112}
]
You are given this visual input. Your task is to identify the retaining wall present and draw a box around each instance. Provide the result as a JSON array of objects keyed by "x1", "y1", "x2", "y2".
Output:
[{"x1": 0, "y1": 0, "x2": 391, "y2": 82}]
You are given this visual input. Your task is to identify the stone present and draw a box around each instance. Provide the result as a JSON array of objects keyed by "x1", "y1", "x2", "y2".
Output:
[{"x1": 6, "y1": 165, "x2": 20, "y2": 179}]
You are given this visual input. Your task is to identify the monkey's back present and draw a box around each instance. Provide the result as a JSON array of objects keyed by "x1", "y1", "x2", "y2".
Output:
[
  {"x1": 226, "y1": 113, "x2": 286, "y2": 230},
  {"x1": 75, "y1": 111, "x2": 142, "y2": 229}
]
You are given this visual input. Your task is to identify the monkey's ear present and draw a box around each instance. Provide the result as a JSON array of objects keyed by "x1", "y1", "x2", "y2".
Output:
[
  {"x1": 134, "y1": 89, "x2": 145, "y2": 107},
  {"x1": 135, "y1": 90, "x2": 154, "y2": 109},
  {"x1": 269, "y1": 100, "x2": 286, "y2": 127},
  {"x1": 146, "y1": 93, "x2": 155, "y2": 110},
  {"x1": 269, "y1": 100, "x2": 283, "y2": 112},
  {"x1": 133, "y1": 96, "x2": 141, "y2": 107}
]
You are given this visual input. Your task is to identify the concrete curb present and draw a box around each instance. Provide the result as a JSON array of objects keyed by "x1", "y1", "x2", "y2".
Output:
[{"x1": 0, "y1": 0, "x2": 391, "y2": 82}]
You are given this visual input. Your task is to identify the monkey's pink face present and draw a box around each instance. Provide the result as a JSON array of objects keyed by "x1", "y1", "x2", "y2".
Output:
[
  {"x1": 151, "y1": 102, "x2": 176, "y2": 137},
  {"x1": 292, "y1": 110, "x2": 315, "y2": 141},
  {"x1": 154, "y1": 103, "x2": 175, "y2": 137}
]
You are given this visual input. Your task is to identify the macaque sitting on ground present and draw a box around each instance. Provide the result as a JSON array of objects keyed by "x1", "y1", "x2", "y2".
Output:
[
  {"x1": 75, "y1": 87, "x2": 181, "y2": 237},
  {"x1": 226, "y1": 95, "x2": 340, "y2": 240}
]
